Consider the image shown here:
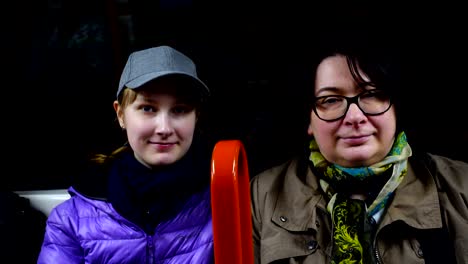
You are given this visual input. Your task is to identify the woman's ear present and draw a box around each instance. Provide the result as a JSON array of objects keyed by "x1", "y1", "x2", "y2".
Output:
[
  {"x1": 307, "y1": 114, "x2": 314, "y2": 136},
  {"x1": 307, "y1": 125, "x2": 313, "y2": 136},
  {"x1": 113, "y1": 101, "x2": 125, "y2": 129}
]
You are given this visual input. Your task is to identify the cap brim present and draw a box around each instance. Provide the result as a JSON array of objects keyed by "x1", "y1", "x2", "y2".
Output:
[{"x1": 124, "y1": 71, "x2": 210, "y2": 95}]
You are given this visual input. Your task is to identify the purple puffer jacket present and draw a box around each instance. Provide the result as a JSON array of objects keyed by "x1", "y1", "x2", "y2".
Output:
[{"x1": 37, "y1": 186, "x2": 214, "y2": 264}]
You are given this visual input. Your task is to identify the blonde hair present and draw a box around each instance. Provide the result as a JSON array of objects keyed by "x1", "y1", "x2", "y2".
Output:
[{"x1": 89, "y1": 88, "x2": 137, "y2": 165}]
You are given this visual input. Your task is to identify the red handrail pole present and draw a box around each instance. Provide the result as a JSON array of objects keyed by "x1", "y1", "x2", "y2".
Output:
[{"x1": 211, "y1": 140, "x2": 254, "y2": 264}]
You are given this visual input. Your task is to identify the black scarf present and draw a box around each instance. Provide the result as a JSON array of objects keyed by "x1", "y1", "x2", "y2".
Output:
[{"x1": 107, "y1": 142, "x2": 211, "y2": 234}]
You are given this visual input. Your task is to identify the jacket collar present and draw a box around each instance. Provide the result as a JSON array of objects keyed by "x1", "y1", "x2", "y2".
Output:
[
  {"x1": 271, "y1": 157, "x2": 442, "y2": 232},
  {"x1": 381, "y1": 158, "x2": 442, "y2": 230}
]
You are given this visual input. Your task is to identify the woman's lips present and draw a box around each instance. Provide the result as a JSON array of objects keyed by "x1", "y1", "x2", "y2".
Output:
[
  {"x1": 152, "y1": 142, "x2": 176, "y2": 151},
  {"x1": 340, "y1": 135, "x2": 371, "y2": 145}
]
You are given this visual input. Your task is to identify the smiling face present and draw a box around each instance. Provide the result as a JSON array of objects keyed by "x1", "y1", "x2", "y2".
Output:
[
  {"x1": 114, "y1": 80, "x2": 199, "y2": 167},
  {"x1": 307, "y1": 54, "x2": 396, "y2": 167}
]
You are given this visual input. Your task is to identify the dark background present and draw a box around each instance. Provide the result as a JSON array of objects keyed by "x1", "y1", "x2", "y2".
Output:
[{"x1": 4, "y1": 0, "x2": 468, "y2": 190}]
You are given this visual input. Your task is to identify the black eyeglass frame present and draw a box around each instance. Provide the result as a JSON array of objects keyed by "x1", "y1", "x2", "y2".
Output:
[{"x1": 312, "y1": 90, "x2": 393, "y2": 122}]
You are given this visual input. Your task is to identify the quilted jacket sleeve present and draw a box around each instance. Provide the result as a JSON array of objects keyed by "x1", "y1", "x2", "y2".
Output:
[{"x1": 37, "y1": 198, "x2": 84, "y2": 264}]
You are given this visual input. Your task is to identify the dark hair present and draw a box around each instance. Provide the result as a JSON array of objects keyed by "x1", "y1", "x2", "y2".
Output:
[{"x1": 300, "y1": 29, "x2": 406, "y2": 132}]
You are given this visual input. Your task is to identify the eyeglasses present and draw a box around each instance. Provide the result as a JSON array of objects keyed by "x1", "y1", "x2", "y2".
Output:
[{"x1": 312, "y1": 89, "x2": 392, "y2": 121}]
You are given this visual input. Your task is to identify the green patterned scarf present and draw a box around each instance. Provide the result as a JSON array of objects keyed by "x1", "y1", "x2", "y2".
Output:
[{"x1": 309, "y1": 131, "x2": 412, "y2": 264}]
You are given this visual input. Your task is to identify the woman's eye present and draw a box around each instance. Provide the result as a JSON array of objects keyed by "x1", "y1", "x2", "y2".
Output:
[
  {"x1": 142, "y1": 105, "x2": 155, "y2": 112},
  {"x1": 172, "y1": 107, "x2": 184, "y2": 114},
  {"x1": 172, "y1": 106, "x2": 192, "y2": 114},
  {"x1": 361, "y1": 90, "x2": 387, "y2": 100},
  {"x1": 320, "y1": 97, "x2": 342, "y2": 105}
]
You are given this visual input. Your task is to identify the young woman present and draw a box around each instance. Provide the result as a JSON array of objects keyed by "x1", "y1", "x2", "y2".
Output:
[
  {"x1": 250, "y1": 36, "x2": 468, "y2": 263},
  {"x1": 38, "y1": 46, "x2": 215, "y2": 263}
]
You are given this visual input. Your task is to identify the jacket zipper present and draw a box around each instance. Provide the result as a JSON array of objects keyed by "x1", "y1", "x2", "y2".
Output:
[
  {"x1": 368, "y1": 213, "x2": 382, "y2": 264},
  {"x1": 373, "y1": 243, "x2": 382, "y2": 264},
  {"x1": 372, "y1": 226, "x2": 382, "y2": 264},
  {"x1": 147, "y1": 236, "x2": 154, "y2": 264}
]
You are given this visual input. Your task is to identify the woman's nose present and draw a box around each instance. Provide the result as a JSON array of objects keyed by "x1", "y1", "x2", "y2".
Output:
[
  {"x1": 155, "y1": 113, "x2": 173, "y2": 136},
  {"x1": 343, "y1": 103, "x2": 367, "y2": 125}
]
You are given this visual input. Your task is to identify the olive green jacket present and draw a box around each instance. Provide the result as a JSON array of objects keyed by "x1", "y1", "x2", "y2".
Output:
[{"x1": 250, "y1": 153, "x2": 468, "y2": 263}]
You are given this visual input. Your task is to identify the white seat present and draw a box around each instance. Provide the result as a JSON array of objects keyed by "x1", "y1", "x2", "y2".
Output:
[{"x1": 15, "y1": 189, "x2": 70, "y2": 217}]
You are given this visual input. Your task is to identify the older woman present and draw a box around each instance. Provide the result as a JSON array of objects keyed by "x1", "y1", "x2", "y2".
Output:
[{"x1": 250, "y1": 35, "x2": 468, "y2": 263}]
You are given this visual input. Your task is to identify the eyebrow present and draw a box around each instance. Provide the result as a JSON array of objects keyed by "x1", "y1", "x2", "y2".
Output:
[
  {"x1": 137, "y1": 96, "x2": 157, "y2": 104},
  {"x1": 315, "y1": 86, "x2": 340, "y2": 96}
]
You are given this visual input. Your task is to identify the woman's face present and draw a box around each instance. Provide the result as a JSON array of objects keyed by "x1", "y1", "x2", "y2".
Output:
[
  {"x1": 307, "y1": 54, "x2": 396, "y2": 167},
  {"x1": 114, "y1": 83, "x2": 197, "y2": 167}
]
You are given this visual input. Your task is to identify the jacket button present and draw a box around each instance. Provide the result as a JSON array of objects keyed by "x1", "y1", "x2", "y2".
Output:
[
  {"x1": 417, "y1": 248, "x2": 424, "y2": 258},
  {"x1": 307, "y1": 240, "x2": 318, "y2": 251},
  {"x1": 279, "y1": 216, "x2": 287, "y2": 222}
]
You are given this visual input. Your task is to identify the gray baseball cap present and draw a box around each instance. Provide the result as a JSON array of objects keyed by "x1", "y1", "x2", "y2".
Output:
[{"x1": 117, "y1": 45, "x2": 209, "y2": 98}]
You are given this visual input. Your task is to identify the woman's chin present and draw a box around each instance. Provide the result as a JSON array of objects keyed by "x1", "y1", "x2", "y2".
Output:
[{"x1": 336, "y1": 149, "x2": 378, "y2": 167}]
